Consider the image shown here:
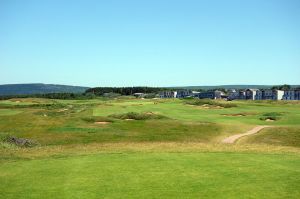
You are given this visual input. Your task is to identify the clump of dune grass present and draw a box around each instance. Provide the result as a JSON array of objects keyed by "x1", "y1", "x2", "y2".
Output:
[
  {"x1": 109, "y1": 112, "x2": 167, "y2": 120},
  {"x1": 260, "y1": 112, "x2": 283, "y2": 121},
  {"x1": 82, "y1": 116, "x2": 114, "y2": 123}
]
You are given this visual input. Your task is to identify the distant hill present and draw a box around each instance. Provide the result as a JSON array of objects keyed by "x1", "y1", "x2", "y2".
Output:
[
  {"x1": 0, "y1": 84, "x2": 89, "y2": 96},
  {"x1": 169, "y1": 85, "x2": 300, "y2": 90}
]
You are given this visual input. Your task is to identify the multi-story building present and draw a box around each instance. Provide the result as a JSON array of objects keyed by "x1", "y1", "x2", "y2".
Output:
[
  {"x1": 272, "y1": 90, "x2": 284, "y2": 100},
  {"x1": 228, "y1": 89, "x2": 239, "y2": 100},
  {"x1": 255, "y1": 89, "x2": 284, "y2": 100},
  {"x1": 262, "y1": 89, "x2": 273, "y2": 100},
  {"x1": 255, "y1": 90, "x2": 263, "y2": 100},
  {"x1": 159, "y1": 91, "x2": 177, "y2": 98},
  {"x1": 238, "y1": 90, "x2": 246, "y2": 99},
  {"x1": 176, "y1": 90, "x2": 192, "y2": 98},
  {"x1": 294, "y1": 90, "x2": 300, "y2": 100},
  {"x1": 283, "y1": 90, "x2": 295, "y2": 100},
  {"x1": 245, "y1": 89, "x2": 258, "y2": 100},
  {"x1": 197, "y1": 90, "x2": 225, "y2": 99}
]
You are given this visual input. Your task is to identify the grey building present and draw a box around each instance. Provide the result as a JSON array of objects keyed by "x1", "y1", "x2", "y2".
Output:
[
  {"x1": 176, "y1": 90, "x2": 192, "y2": 98},
  {"x1": 245, "y1": 89, "x2": 258, "y2": 100},
  {"x1": 159, "y1": 91, "x2": 177, "y2": 98},
  {"x1": 295, "y1": 90, "x2": 300, "y2": 100},
  {"x1": 272, "y1": 90, "x2": 284, "y2": 100},
  {"x1": 197, "y1": 90, "x2": 225, "y2": 99},
  {"x1": 262, "y1": 89, "x2": 273, "y2": 100},
  {"x1": 283, "y1": 90, "x2": 295, "y2": 100},
  {"x1": 228, "y1": 89, "x2": 239, "y2": 100}
]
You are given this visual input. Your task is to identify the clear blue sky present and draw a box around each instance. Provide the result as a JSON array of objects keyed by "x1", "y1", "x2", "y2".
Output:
[{"x1": 0, "y1": 0, "x2": 299, "y2": 87}]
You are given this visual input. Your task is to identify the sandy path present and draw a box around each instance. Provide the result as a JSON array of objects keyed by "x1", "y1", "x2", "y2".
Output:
[{"x1": 222, "y1": 126, "x2": 270, "y2": 144}]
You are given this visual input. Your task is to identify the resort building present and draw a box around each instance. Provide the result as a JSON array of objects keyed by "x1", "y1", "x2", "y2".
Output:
[
  {"x1": 262, "y1": 90, "x2": 274, "y2": 100},
  {"x1": 176, "y1": 90, "x2": 192, "y2": 98},
  {"x1": 159, "y1": 91, "x2": 177, "y2": 98},
  {"x1": 196, "y1": 90, "x2": 225, "y2": 99},
  {"x1": 295, "y1": 90, "x2": 300, "y2": 100},
  {"x1": 283, "y1": 90, "x2": 295, "y2": 100},
  {"x1": 245, "y1": 89, "x2": 258, "y2": 100},
  {"x1": 272, "y1": 90, "x2": 284, "y2": 100},
  {"x1": 228, "y1": 89, "x2": 239, "y2": 100}
]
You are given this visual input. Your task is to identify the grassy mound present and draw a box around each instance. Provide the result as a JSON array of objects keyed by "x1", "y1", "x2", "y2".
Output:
[
  {"x1": 185, "y1": 99, "x2": 237, "y2": 108},
  {"x1": 242, "y1": 127, "x2": 300, "y2": 147},
  {"x1": 109, "y1": 112, "x2": 166, "y2": 120}
]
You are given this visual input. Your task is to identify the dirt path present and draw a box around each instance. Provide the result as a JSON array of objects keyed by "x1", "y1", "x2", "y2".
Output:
[{"x1": 222, "y1": 126, "x2": 270, "y2": 144}]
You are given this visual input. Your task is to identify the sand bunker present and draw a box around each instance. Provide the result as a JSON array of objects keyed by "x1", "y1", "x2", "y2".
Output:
[
  {"x1": 222, "y1": 112, "x2": 256, "y2": 117},
  {"x1": 265, "y1": 118, "x2": 275, "y2": 122},
  {"x1": 222, "y1": 113, "x2": 246, "y2": 116},
  {"x1": 94, "y1": 121, "x2": 111, "y2": 124},
  {"x1": 57, "y1": 108, "x2": 68, "y2": 112},
  {"x1": 201, "y1": 104, "x2": 224, "y2": 109},
  {"x1": 145, "y1": 112, "x2": 155, "y2": 115}
]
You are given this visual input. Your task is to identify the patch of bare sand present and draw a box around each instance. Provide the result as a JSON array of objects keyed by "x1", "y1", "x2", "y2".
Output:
[
  {"x1": 265, "y1": 119, "x2": 275, "y2": 122},
  {"x1": 57, "y1": 109, "x2": 68, "y2": 112},
  {"x1": 221, "y1": 112, "x2": 257, "y2": 117},
  {"x1": 94, "y1": 121, "x2": 111, "y2": 125},
  {"x1": 222, "y1": 126, "x2": 270, "y2": 144}
]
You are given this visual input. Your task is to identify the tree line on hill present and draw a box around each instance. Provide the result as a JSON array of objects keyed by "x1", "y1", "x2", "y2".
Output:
[
  {"x1": 0, "y1": 93, "x2": 95, "y2": 100},
  {"x1": 271, "y1": 84, "x2": 292, "y2": 91},
  {"x1": 0, "y1": 85, "x2": 298, "y2": 100},
  {"x1": 84, "y1": 87, "x2": 168, "y2": 96},
  {"x1": 0, "y1": 87, "x2": 168, "y2": 100}
]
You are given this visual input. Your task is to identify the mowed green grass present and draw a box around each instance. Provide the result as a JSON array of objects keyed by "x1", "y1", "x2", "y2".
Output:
[
  {"x1": 1, "y1": 98, "x2": 300, "y2": 199},
  {"x1": 1, "y1": 152, "x2": 299, "y2": 199}
]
